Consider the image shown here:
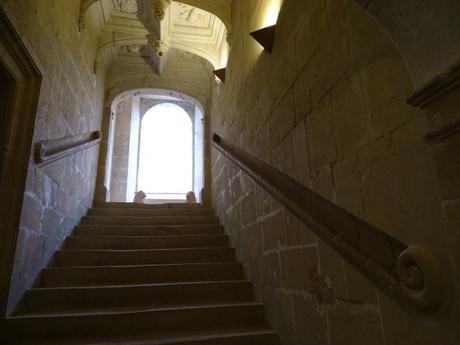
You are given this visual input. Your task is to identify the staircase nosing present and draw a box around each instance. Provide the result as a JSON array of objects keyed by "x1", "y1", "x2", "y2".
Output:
[
  {"x1": 75, "y1": 234, "x2": 226, "y2": 238},
  {"x1": 29, "y1": 280, "x2": 253, "y2": 291},
  {"x1": 45, "y1": 262, "x2": 242, "y2": 270},
  {"x1": 56, "y1": 247, "x2": 234, "y2": 253},
  {"x1": 8, "y1": 302, "x2": 264, "y2": 319}
]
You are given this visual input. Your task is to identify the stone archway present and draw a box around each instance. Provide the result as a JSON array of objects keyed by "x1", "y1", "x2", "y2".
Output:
[
  {"x1": 353, "y1": 0, "x2": 460, "y2": 91},
  {"x1": 96, "y1": 88, "x2": 208, "y2": 204}
]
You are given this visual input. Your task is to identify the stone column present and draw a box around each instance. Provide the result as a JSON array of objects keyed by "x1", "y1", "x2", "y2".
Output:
[
  {"x1": 94, "y1": 105, "x2": 112, "y2": 203},
  {"x1": 202, "y1": 111, "x2": 212, "y2": 206}
]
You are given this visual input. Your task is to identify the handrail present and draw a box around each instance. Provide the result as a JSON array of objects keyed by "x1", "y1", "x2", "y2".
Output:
[
  {"x1": 34, "y1": 130, "x2": 101, "y2": 165},
  {"x1": 212, "y1": 133, "x2": 448, "y2": 314}
]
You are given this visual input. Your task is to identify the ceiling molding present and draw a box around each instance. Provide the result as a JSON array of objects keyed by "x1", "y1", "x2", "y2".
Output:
[
  {"x1": 88, "y1": 0, "x2": 230, "y2": 76},
  {"x1": 79, "y1": 0, "x2": 232, "y2": 34}
]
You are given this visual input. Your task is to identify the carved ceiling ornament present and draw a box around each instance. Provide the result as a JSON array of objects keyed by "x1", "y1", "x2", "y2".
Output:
[
  {"x1": 136, "y1": 0, "x2": 146, "y2": 16},
  {"x1": 119, "y1": 44, "x2": 142, "y2": 55},
  {"x1": 152, "y1": 0, "x2": 171, "y2": 21},
  {"x1": 152, "y1": 39, "x2": 169, "y2": 57},
  {"x1": 174, "y1": 3, "x2": 211, "y2": 27},
  {"x1": 112, "y1": 0, "x2": 138, "y2": 14}
]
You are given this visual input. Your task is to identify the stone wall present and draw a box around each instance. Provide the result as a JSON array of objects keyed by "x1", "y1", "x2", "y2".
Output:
[
  {"x1": 211, "y1": 0, "x2": 458, "y2": 344},
  {"x1": 1, "y1": 0, "x2": 104, "y2": 313}
]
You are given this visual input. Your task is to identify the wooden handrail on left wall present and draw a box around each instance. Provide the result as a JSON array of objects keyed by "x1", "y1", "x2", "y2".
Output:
[{"x1": 34, "y1": 130, "x2": 101, "y2": 165}]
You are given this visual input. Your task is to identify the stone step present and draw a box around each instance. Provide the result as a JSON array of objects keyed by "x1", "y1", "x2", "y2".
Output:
[
  {"x1": 102, "y1": 330, "x2": 280, "y2": 345},
  {"x1": 88, "y1": 208, "x2": 215, "y2": 217},
  {"x1": 81, "y1": 215, "x2": 220, "y2": 226},
  {"x1": 4, "y1": 329, "x2": 280, "y2": 345},
  {"x1": 53, "y1": 248, "x2": 236, "y2": 267},
  {"x1": 3, "y1": 303, "x2": 267, "y2": 342},
  {"x1": 19, "y1": 281, "x2": 254, "y2": 314},
  {"x1": 65, "y1": 235, "x2": 229, "y2": 250},
  {"x1": 94, "y1": 202, "x2": 203, "y2": 209},
  {"x1": 75, "y1": 224, "x2": 224, "y2": 237},
  {"x1": 40, "y1": 263, "x2": 244, "y2": 287}
]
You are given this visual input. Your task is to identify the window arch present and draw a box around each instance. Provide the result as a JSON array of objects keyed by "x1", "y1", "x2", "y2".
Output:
[{"x1": 137, "y1": 103, "x2": 193, "y2": 200}]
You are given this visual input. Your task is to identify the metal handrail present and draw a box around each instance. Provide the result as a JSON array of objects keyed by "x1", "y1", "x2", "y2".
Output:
[{"x1": 212, "y1": 133, "x2": 449, "y2": 314}]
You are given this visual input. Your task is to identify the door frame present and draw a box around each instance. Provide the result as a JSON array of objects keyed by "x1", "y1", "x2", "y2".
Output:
[{"x1": 0, "y1": 6, "x2": 42, "y2": 317}]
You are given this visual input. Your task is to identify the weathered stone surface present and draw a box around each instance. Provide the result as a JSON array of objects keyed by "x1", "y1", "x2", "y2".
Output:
[
  {"x1": 293, "y1": 294, "x2": 328, "y2": 345},
  {"x1": 433, "y1": 132, "x2": 460, "y2": 199},
  {"x1": 280, "y1": 247, "x2": 317, "y2": 290},
  {"x1": 343, "y1": 262, "x2": 377, "y2": 304},
  {"x1": 306, "y1": 96, "x2": 337, "y2": 174},
  {"x1": 285, "y1": 211, "x2": 316, "y2": 247},
  {"x1": 333, "y1": 155, "x2": 364, "y2": 217},
  {"x1": 328, "y1": 301, "x2": 384, "y2": 345},
  {"x1": 291, "y1": 119, "x2": 311, "y2": 186},
  {"x1": 265, "y1": 290, "x2": 296, "y2": 345},
  {"x1": 241, "y1": 191, "x2": 257, "y2": 225},
  {"x1": 263, "y1": 211, "x2": 286, "y2": 251},
  {"x1": 268, "y1": 90, "x2": 296, "y2": 149},
  {"x1": 294, "y1": 68, "x2": 312, "y2": 122},
  {"x1": 19, "y1": 195, "x2": 44, "y2": 234},
  {"x1": 332, "y1": 73, "x2": 369, "y2": 159},
  {"x1": 261, "y1": 253, "x2": 281, "y2": 289},
  {"x1": 317, "y1": 240, "x2": 347, "y2": 299},
  {"x1": 294, "y1": 0, "x2": 328, "y2": 73},
  {"x1": 358, "y1": 57, "x2": 420, "y2": 139},
  {"x1": 362, "y1": 147, "x2": 443, "y2": 243}
]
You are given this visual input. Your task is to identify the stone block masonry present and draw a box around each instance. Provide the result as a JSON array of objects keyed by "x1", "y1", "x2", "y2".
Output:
[
  {"x1": 211, "y1": 0, "x2": 458, "y2": 344},
  {"x1": 2, "y1": 0, "x2": 104, "y2": 313}
]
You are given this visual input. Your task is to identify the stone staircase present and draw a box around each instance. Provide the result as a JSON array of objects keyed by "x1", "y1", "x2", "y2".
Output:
[{"x1": 2, "y1": 203, "x2": 280, "y2": 345}]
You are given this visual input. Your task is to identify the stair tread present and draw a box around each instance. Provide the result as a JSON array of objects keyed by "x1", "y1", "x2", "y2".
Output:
[
  {"x1": 5, "y1": 328, "x2": 279, "y2": 345},
  {"x1": 46, "y1": 262, "x2": 240, "y2": 269},
  {"x1": 103, "y1": 328, "x2": 278, "y2": 345},
  {"x1": 30, "y1": 280, "x2": 251, "y2": 291},
  {"x1": 95, "y1": 202, "x2": 203, "y2": 208},
  {"x1": 18, "y1": 301, "x2": 261, "y2": 317},
  {"x1": 7, "y1": 204, "x2": 279, "y2": 344},
  {"x1": 77, "y1": 224, "x2": 221, "y2": 227},
  {"x1": 84, "y1": 215, "x2": 217, "y2": 218},
  {"x1": 10, "y1": 302, "x2": 263, "y2": 319},
  {"x1": 57, "y1": 247, "x2": 233, "y2": 253},
  {"x1": 70, "y1": 234, "x2": 228, "y2": 239}
]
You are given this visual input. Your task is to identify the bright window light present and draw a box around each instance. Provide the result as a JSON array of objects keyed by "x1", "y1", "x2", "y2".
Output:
[
  {"x1": 263, "y1": 0, "x2": 281, "y2": 27},
  {"x1": 137, "y1": 103, "x2": 193, "y2": 200}
]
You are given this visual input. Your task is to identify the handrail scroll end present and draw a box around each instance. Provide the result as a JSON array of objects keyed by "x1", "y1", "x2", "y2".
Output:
[{"x1": 397, "y1": 246, "x2": 449, "y2": 314}]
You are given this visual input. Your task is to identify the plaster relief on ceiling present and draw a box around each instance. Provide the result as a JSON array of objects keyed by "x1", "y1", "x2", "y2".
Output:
[
  {"x1": 174, "y1": 3, "x2": 211, "y2": 28},
  {"x1": 153, "y1": 0, "x2": 172, "y2": 20},
  {"x1": 152, "y1": 40, "x2": 169, "y2": 56},
  {"x1": 112, "y1": 0, "x2": 138, "y2": 14},
  {"x1": 119, "y1": 44, "x2": 142, "y2": 55}
]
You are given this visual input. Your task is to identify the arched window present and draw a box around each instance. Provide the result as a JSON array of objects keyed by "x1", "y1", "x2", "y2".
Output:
[{"x1": 137, "y1": 103, "x2": 193, "y2": 200}]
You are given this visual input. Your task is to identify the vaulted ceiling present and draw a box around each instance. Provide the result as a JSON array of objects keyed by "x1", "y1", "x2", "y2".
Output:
[{"x1": 81, "y1": 0, "x2": 231, "y2": 75}]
